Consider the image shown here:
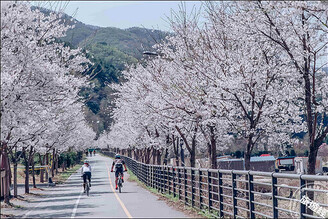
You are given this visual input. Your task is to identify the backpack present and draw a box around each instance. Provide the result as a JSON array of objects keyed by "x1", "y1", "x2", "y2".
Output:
[{"x1": 115, "y1": 159, "x2": 123, "y2": 169}]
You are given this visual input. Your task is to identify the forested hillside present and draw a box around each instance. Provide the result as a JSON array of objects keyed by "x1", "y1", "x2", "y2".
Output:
[{"x1": 59, "y1": 13, "x2": 169, "y2": 137}]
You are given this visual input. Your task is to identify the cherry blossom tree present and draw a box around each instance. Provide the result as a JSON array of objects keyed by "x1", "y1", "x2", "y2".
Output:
[
  {"x1": 233, "y1": 1, "x2": 328, "y2": 174},
  {"x1": 1, "y1": 1, "x2": 95, "y2": 196}
]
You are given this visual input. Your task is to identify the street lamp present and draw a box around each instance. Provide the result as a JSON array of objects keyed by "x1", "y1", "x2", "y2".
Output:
[{"x1": 143, "y1": 51, "x2": 158, "y2": 56}]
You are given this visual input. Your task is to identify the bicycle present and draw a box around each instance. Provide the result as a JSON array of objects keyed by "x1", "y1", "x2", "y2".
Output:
[
  {"x1": 116, "y1": 170, "x2": 127, "y2": 193},
  {"x1": 81, "y1": 175, "x2": 91, "y2": 196},
  {"x1": 117, "y1": 172, "x2": 123, "y2": 193}
]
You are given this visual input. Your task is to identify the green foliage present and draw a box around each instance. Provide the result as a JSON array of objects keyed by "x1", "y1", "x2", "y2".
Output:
[
  {"x1": 79, "y1": 26, "x2": 169, "y2": 59},
  {"x1": 59, "y1": 151, "x2": 83, "y2": 168},
  {"x1": 56, "y1": 12, "x2": 169, "y2": 136},
  {"x1": 234, "y1": 150, "x2": 243, "y2": 158},
  {"x1": 84, "y1": 42, "x2": 137, "y2": 85}
]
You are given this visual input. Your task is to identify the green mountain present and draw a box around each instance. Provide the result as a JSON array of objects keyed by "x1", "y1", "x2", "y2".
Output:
[
  {"x1": 61, "y1": 18, "x2": 168, "y2": 59},
  {"x1": 58, "y1": 14, "x2": 169, "y2": 137}
]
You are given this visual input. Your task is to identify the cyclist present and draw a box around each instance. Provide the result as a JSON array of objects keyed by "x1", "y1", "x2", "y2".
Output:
[
  {"x1": 111, "y1": 154, "x2": 127, "y2": 190},
  {"x1": 81, "y1": 160, "x2": 92, "y2": 193}
]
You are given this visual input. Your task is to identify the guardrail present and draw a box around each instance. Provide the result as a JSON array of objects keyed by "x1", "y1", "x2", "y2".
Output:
[{"x1": 104, "y1": 151, "x2": 328, "y2": 218}]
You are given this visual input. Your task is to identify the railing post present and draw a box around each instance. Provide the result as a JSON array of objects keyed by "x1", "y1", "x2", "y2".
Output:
[
  {"x1": 161, "y1": 166, "x2": 164, "y2": 193},
  {"x1": 156, "y1": 166, "x2": 159, "y2": 192},
  {"x1": 178, "y1": 168, "x2": 181, "y2": 200},
  {"x1": 207, "y1": 169, "x2": 212, "y2": 213},
  {"x1": 155, "y1": 166, "x2": 157, "y2": 190},
  {"x1": 272, "y1": 173, "x2": 278, "y2": 218},
  {"x1": 218, "y1": 170, "x2": 223, "y2": 218},
  {"x1": 164, "y1": 166, "x2": 167, "y2": 193},
  {"x1": 191, "y1": 168, "x2": 194, "y2": 208},
  {"x1": 151, "y1": 164, "x2": 156, "y2": 188},
  {"x1": 142, "y1": 163, "x2": 144, "y2": 183},
  {"x1": 136, "y1": 162, "x2": 139, "y2": 179},
  {"x1": 199, "y1": 169, "x2": 202, "y2": 210},
  {"x1": 168, "y1": 167, "x2": 171, "y2": 195},
  {"x1": 299, "y1": 176, "x2": 305, "y2": 219},
  {"x1": 139, "y1": 162, "x2": 142, "y2": 180},
  {"x1": 158, "y1": 166, "x2": 160, "y2": 192},
  {"x1": 248, "y1": 172, "x2": 255, "y2": 218},
  {"x1": 184, "y1": 167, "x2": 187, "y2": 205},
  {"x1": 152, "y1": 165, "x2": 154, "y2": 188},
  {"x1": 149, "y1": 165, "x2": 151, "y2": 187},
  {"x1": 173, "y1": 167, "x2": 176, "y2": 197},
  {"x1": 145, "y1": 164, "x2": 148, "y2": 186},
  {"x1": 232, "y1": 171, "x2": 237, "y2": 217}
]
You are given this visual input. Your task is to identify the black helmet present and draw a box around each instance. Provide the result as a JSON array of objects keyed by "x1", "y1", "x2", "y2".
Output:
[{"x1": 115, "y1": 154, "x2": 121, "y2": 159}]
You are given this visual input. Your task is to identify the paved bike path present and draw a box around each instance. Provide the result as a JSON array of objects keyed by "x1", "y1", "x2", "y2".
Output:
[{"x1": 3, "y1": 154, "x2": 187, "y2": 218}]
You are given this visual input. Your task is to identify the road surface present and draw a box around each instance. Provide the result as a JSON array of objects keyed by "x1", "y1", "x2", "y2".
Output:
[{"x1": 1, "y1": 154, "x2": 188, "y2": 218}]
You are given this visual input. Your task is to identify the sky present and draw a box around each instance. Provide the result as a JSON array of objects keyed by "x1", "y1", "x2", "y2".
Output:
[{"x1": 30, "y1": 1, "x2": 204, "y2": 31}]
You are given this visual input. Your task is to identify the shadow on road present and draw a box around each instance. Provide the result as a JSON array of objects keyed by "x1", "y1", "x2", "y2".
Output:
[
  {"x1": 31, "y1": 203, "x2": 93, "y2": 211},
  {"x1": 23, "y1": 210, "x2": 90, "y2": 218},
  {"x1": 47, "y1": 190, "x2": 113, "y2": 198},
  {"x1": 27, "y1": 197, "x2": 79, "y2": 203}
]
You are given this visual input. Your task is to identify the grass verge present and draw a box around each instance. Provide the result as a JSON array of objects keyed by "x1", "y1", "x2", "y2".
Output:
[
  {"x1": 56, "y1": 163, "x2": 83, "y2": 183},
  {"x1": 126, "y1": 168, "x2": 208, "y2": 218}
]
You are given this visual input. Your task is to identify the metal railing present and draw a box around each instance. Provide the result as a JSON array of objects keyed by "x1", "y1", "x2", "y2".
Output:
[{"x1": 104, "y1": 151, "x2": 328, "y2": 218}]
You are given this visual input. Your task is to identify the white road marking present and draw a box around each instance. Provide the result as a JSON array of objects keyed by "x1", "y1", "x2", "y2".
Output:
[{"x1": 70, "y1": 189, "x2": 84, "y2": 218}]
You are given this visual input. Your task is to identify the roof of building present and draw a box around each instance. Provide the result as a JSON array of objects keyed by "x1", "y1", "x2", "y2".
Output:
[
  {"x1": 217, "y1": 158, "x2": 243, "y2": 162},
  {"x1": 260, "y1": 154, "x2": 271, "y2": 157},
  {"x1": 277, "y1": 156, "x2": 296, "y2": 159},
  {"x1": 250, "y1": 156, "x2": 276, "y2": 162}
]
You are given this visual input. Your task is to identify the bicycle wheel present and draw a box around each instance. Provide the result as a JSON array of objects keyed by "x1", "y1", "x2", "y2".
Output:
[
  {"x1": 118, "y1": 175, "x2": 122, "y2": 193},
  {"x1": 86, "y1": 182, "x2": 90, "y2": 196}
]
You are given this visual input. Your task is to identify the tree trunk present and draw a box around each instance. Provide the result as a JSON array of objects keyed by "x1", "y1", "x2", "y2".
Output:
[
  {"x1": 152, "y1": 147, "x2": 156, "y2": 164},
  {"x1": 190, "y1": 137, "x2": 196, "y2": 168},
  {"x1": 163, "y1": 148, "x2": 169, "y2": 165},
  {"x1": 244, "y1": 151, "x2": 251, "y2": 170},
  {"x1": 2, "y1": 144, "x2": 11, "y2": 204},
  {"x1": 210, "y1": 126, "x2": 217, "y2": 169},
  {"x1": 135, "y1": 149, "x2": 138, "y2": 161},
  {"x1": 244, "y1": 133, "x2": 255, "y2": 171},
  {"x1": 40, "y1": 154, "x2": 44, "y2": 183},
  {"x1": 4, "y1": 161, "x2": 10, "y2": 204},
  {"x1": 51, "y1": 148, "x2": 55, "y2": 177},
  {"x1": 145, "y1": 148, "x2": 150, "y2": 164},
  {"x1": 13, "y1": 163, "x2": 18, "y2": 198},
  {"x1": 55, "y1": 152, "x2": 59, "y2": 175},
  {"x1": 308, "y1": 146, "x2": 319, "y2": 175},
  {"x1": 32, "y1": 160, "x2": 36, "y2": 188},
  {"x1": 156, "y1": 149, "x2": 161, "y2": 165},
  {"x1": 173, "y1": 136, "x2": 180, "y2": 166},
  {"x1": 45, "y1": 153, "x2": 49, "y2": 181},
  {"x1": 142, "y1": 148, "x2": 145, "y2": 163},
  {"x1": 24, "y1": 150, "x2": 30, "y2": 194},
  {"x1": 8, "y1": 157, "x2": 12, "y2": 187}
]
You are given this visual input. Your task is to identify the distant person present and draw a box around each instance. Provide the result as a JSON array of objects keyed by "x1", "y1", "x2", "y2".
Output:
[
  {"x1": 93, "y1": 150, "x2": 96, "y2": 155},
  {"x1": 81, "y1": 160, "x2": 92, "y2": 192},
  {"x1": 111, "y1": 154, "x2": 127, "y2": 190},
  {"x1": 85, "y1": 151, "x2": 88, "y2": 157}
]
